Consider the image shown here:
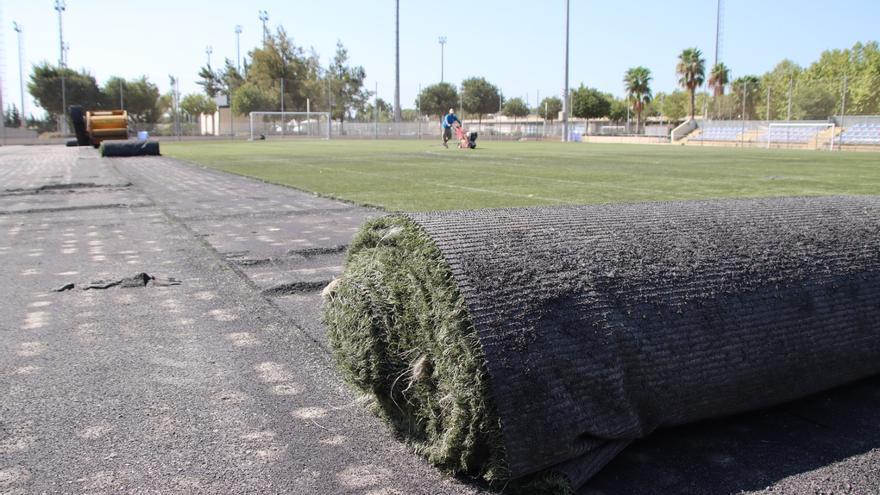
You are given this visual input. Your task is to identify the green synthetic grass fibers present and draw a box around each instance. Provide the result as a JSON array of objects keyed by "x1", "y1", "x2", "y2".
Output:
[
  {"x1": 322, "y1": 215, "x2": 507, "y2": 481},
  {"x1": 163, "y1": 139, "x2": 880, "y2": 211}
]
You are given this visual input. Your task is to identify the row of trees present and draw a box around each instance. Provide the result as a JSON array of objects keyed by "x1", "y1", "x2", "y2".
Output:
[
  {"x1": 196, "y1": 28, "x2": 370, "y2": 128},
  {"x1": 619, "y1": 41, "x2": 880, "y2": 131},
  {"x1": 27, "y1": 64, "x2": 165, "y2": 125},
  {"x1": 21, "y1": 33, "x2": 878, "y2": 133}
]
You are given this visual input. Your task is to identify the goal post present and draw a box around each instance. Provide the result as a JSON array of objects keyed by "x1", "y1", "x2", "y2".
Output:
[
  {"x1": 249, "y1": 112, "x2": 331, "y2": 140},
  {"x1": 766, "y1": 122, "x2": 835, "y2": 151}
]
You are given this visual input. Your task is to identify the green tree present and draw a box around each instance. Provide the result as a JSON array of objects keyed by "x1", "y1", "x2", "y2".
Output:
[
  {"x1": 792, "y1": 85, "x2": 837, "y2": 119},
  {"x1": 676, "y1": 47, "x2": 706, "y2": 120},
  {"x1": 571, "y1": 85, "x2": 611, "y2": 119},
  {"x1": 757, "y1": 60, "x2": 802, "y2": 120},
  {"x1": 246, "y1": 28, "x2": 318, "y2": 112},
  {"x1": 197, "y1": 65, "x2": 222, "y2": 98},
  {"x1": 360, "y1": 98, "x2": 392, "y2": 122},
  {"x1": 708, "y1": 63, "x2": 730, "y2": 97},
  {"x1": 28, "y1": 63, "x2": 104, "y2": 119},
  {"x1": 180, "y1": 93, "x2": 218, "y2": 121},
  {"x1": 537, "y1": 96, "x2": 562, "y2": 123},
  {"x1": 731, "y1": 76, "x2": 761, "y2": 120},
  {"x1": 461, "y1": 77, "x2": 502, "y2": 126},
  {"x1": 4, "y1": 105, "x2": 22, "y2": 127},
  {"x1": 502, "y1": 97, "x2": 529, "y2": 123},
  {"x1": 608, "y1": 98, "x2": 628, "y2": 123},
  {"x1": 624, "y1": 66, "x2": 652, "y2": 132},
  {"x1": 649, "y1": 91, "x2": 688, "y2": 121},
  {"x1": 219, "y1": 58, "x2": 245, "y2": 95},
  {"x1": 231, "y1": 82, "x2": 278, "y2": 116},
  {"x1": 104, "y1": 76, "x2": 160, "y2": 122},
  {"x1": 327, "y1": 41, "x2": 369, "y2": 125},
  {"x1": 416, "y1": 83, "x2": 458, "y2": 118},
  {"x1": 801, "y1": 41, "x2": 880, "y2": 116},
  {"x1": 708, "y1": 62, "x2": 730, "y2": 118},
  {"x1": 400, "y1": 108, "x2": 420, "y2": 121},
  {"x1": 26, "y1": 113, "x2": 56, "y2": 133}
]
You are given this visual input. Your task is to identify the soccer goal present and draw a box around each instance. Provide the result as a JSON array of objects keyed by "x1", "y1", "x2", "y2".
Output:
[
  {"x1": 766, "y1": 122, "x2": 836, "y2": 151},
  {"x1": 249, "y1": 112, "x2": 331, "y2": 140}
]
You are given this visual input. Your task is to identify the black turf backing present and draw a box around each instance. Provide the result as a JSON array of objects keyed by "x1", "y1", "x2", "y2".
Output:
[{"x1": 407, "y1": 196, "x2": 880, "y2": 487}]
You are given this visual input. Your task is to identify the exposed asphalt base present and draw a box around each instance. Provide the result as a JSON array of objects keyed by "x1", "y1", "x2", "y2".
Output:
[{"x1": 0, "y1": 145, "x2": 878, "y2": 494}]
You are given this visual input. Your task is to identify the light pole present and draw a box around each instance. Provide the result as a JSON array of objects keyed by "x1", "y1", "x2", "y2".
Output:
[
  {"x1": 393, "y1": 0, "x2": 401, "y2": 123},
  {"x1": 438, "y1": 36, "x2": 447, "y2": 83},
  {"x1": 235, "y1": 25, "x2": 243, "y2": 72},
  {"x1": 259, "y1": 10, "x2": 269, "y2": 43},
  {"x1": 562, "y1": 0, "x2": 570, "y2": 142},
  {"x1": 55, "y1": 0, "x2": 68, "y2": 135},
  {"x1": 205, "y1": 45, "x2": 213, "y2": 68},
  {"x1": 13, "y1": 22, "x2": 25, "y2": 127},
  {"x1": 713, "y1": 0, "x2": 723, "y2": 67}
]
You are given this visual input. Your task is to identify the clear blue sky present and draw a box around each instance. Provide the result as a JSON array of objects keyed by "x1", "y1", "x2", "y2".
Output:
[{"x1": 2, "y1": 0, "x2": 878, "y2": 117}]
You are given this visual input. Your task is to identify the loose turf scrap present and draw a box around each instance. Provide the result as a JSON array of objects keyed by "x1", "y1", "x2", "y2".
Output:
[{"x1": 323, "y1": 196, "x2": 880, "y2": 493}]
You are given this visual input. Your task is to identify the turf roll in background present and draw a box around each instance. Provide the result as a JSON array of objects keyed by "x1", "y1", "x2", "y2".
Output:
[
  {"x1": 100, "y1": 140, "x2": 161, "y2": 157},
  {"x1": 323, "y1": 196, "x2": 880, "y2": 493}
]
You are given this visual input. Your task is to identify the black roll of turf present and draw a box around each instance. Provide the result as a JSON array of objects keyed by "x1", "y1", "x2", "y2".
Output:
[
  {"x1": 324, "y1": 195, "x2": 880, "y2": 492},
  {"x1": 100, "y1": 140, "x2": 160, "y2": 157},
  {"x1": 68, "y1": 105, "x2": 90, "y2": 146}
]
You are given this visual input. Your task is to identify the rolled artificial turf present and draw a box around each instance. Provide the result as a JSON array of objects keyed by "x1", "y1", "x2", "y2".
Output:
[
  {"x1": 323, "y1": 196, "x2": 880, "y2": 492},
  {"x1": 100, "y1": 140, "x2": 160, "y2": 157}
]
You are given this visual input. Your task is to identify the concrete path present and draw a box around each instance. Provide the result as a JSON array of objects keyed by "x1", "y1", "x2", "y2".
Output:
[
  {"x1": 0, "y1": 146, "x2": 479, "y2": 494},
  {"x1": 1, "y1": 145, "x2": 878, "y2": 494}
]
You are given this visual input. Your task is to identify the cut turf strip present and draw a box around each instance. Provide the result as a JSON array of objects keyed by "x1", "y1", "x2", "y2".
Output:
[{"x1": 323, "y1": 196, "x2": 880, "y2": 493}]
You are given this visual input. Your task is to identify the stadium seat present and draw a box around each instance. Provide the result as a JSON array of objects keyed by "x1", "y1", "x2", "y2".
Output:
[{"x1": 838, "y1": 123, "x2": 880, "y2": 145}]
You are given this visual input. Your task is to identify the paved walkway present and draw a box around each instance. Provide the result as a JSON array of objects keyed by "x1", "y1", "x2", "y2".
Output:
[
  {"x1": 1, "y1": 146, "x2": 878, "y2": 494},
  {"x1": 0, "y1": 146, "x2": 478, "y2": 494}
]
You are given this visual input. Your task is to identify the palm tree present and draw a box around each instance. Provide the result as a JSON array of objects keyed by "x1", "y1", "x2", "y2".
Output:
[
  {"x1": 677, "y1": 48, "x2": 706, "y2": 121},
  {"x1": 623, "y1": 67, "x2": 652, "y2": 133},
  {"x1": 708, "y1": 63, "x2": 730, "y2": 119},
  {"x1": 708, "y1": 63, "x2": 730, "y2": 96},
  {"x1": 731, "y1": 75, "x2": 761, "y2": 120}
]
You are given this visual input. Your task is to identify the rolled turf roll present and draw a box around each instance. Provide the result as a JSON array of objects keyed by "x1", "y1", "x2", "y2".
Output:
[
  {"x1": 323, "y1": 196, "x2": 880, "y2": 492},
  {"x1": 99, "y1": 140, "x2": 160, "y2": 157}
]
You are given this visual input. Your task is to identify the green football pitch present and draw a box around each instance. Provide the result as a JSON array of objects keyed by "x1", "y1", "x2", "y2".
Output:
[{"x1": 163, "y1": 139, "x2": 880, "y2": 211}]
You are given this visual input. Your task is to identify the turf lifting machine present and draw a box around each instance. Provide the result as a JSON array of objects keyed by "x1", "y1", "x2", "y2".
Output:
[{"x1": 67, "y1": 105, "x2": 160, "y2": 157}]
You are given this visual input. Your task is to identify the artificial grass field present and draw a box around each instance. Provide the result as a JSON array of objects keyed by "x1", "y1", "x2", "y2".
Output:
[{"x1": 163, "y1": 139, "x2": 880, "y2": 211}]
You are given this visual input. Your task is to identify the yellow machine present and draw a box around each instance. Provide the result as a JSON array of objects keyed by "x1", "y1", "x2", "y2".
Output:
[
  {"x1": 68, "y1": 105, "x2": 160, "y2": 156},
  {"x1": 69, "y1": 105, "x2": 129, "y2": 147},
  {"x1": 86, "y1": 110, "x2": 129, "y2": 144}
]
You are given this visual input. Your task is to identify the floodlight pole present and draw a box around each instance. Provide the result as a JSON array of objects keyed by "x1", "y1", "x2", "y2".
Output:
[
  {"x1": 55, "y1": 0, "x2": 68, "y2": 135},
  {"x1": 14, "y1": 22, "x2": 25, "y2": 127},
  {"x1": 713, "y1": 0, "x2": 722, "y2": 67},
  {"x1": 544, "y1": 101, "x2": 548, "y2": 138},
  {"x1": 206, "y1": 45, "x2": 213, "y2": 68},
  {"x1": 840, "y1": 73, "x2": 847, "y2": 130},
  {"x1": 374, "y1": 82, "x2": 378, "y2": 139},
  {"x1": 235, "y1": 25, "x2": 243, "y2": 72},
  {"x1": 393, "y1": 0, "x2": 401, "y2": 123},
  {"x1": 438, "y1": 36, "x2": 447, "y2": 82},
  {"x1": 562, "y1": 0, "x2": 570, "y2": 142},
  {"x1": 326, "y1": 77, "x2": 332, "y2": 140},
  {"x1": 741, "y1": 82, "x2": 747, "y2": 146},
  {"x1": 417, "y1": 83, "x2": 422, "y2": 139},
  {"x1": 786, "y1": 75, "x2": 793, "y2": 122},
  {"x1": 119, "y1": 79, "x2": 124, "y2": 109},
  {"x1": 280, "y1": 78, "x2": 285, "y2": 136},
  {"x1": 0, "y1": 70, "x2": 4, "y2": 145},
  {"x1": 259, "y1": 10, "x2": 269, "y2": 43}
]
